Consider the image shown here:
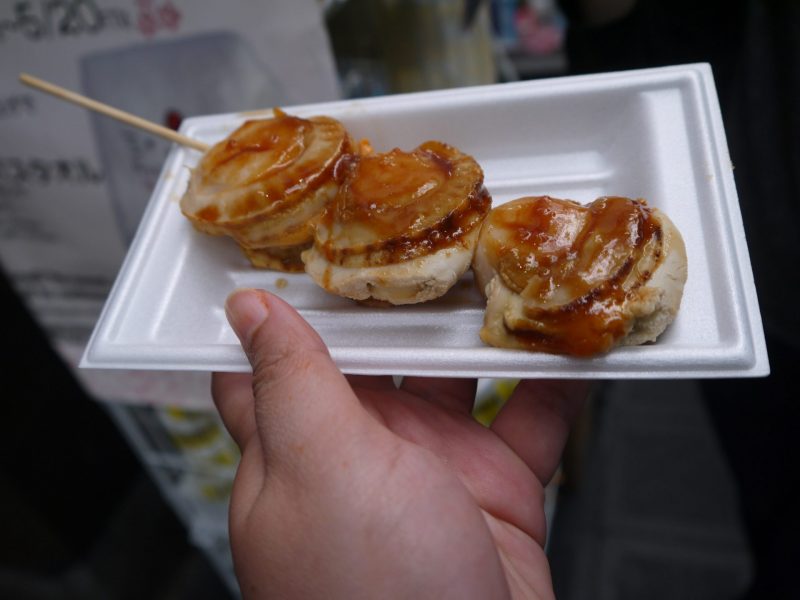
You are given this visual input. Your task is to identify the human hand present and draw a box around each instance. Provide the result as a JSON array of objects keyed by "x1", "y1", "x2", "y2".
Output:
[{"x1": 213, "y1": 288, "x2": 588, "y2": 599}]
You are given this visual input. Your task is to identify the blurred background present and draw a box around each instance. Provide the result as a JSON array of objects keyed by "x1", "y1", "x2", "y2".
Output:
[{"x1": 1, "y1": 0, "x2": 797, "y2": 598}]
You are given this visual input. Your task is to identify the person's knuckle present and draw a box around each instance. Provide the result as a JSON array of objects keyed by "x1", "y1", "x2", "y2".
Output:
[{"x1": 252, "y1": 343, "x2": 326, "y2": 395}]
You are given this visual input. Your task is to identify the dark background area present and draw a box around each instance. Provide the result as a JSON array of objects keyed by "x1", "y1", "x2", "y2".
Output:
[
  {"x1": 0, "y1": 270, "x2": 233, "y2": 599},
  {"x1": 554, "y1": 1, "x2": 800, "y2": 597}
]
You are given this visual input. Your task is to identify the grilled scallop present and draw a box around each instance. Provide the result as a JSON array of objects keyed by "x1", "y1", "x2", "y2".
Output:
[
  {"x1": 180, "y1": 109, "x2": 352, "y2": 272},
  {"x1": 302, "y1": 141, "x2": 492, "y2": 305},
  {"x1": 473, "y1": 196, "x2": 687, "y2": 356}
]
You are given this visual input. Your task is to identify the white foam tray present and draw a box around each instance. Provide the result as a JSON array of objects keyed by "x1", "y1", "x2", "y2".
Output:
[{"x1": 81, "y1": 64, "x2": 768, "y2": 378}]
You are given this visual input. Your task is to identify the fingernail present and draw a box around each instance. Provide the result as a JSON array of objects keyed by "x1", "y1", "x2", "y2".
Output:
[{"x1": 225, "y1": 289, "x2": 269, "y2": 348}]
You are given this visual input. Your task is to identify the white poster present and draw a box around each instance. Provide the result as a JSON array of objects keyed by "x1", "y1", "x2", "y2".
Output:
[{"x1": 0, "y1": 0, "x2": 340, "y2": 405}]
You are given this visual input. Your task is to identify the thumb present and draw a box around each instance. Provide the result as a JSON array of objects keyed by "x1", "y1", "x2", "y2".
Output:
[{"x1": 225, "y1": 288, "x2": 362, "y2": 459}]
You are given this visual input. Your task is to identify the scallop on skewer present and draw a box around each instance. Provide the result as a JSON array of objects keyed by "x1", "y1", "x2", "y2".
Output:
[
  {"x1": 303, "y1": 141, "x2": 492, "y2": 305},
  {"x1": 180, "y1": 109, "x2": 353, "y2": 271},
  {"x1": 473, "y1": 195, "x2": 687, "y2": 356},
  {"x1": 18, "y1": 74, "x2": 356, "y2": 273}
]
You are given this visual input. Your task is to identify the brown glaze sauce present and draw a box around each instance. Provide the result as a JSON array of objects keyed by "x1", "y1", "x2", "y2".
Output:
[
  {"x1": 319, "y1": 143, "x2": 489, "y2": 266},
  {"x1": 194, "y1": 111, "x2": 343, "y2": 223},
  {"x1": 344, "y1": 148, "x2": 452, "y2": 230},
  {"x1": 227, "y1": 193, "x2": 265, "y2": 219},
  {"x1": 206, "y1": 115, "x2": 308, "y2": 180},
  {"x1": 488, "y1": 196, "x2": 663, "y2": 356},
  {"x1": 196, "y1": 205, "x2": 220, "y2": 223}
]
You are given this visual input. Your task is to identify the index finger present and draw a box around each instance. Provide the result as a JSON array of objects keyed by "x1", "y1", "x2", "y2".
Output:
[
  {"x1": 491, "y1": 380, "x2": 590, "y2": 485},
  {"x1": 211, "y1": 371, "x2": 257, "y2": 451}
]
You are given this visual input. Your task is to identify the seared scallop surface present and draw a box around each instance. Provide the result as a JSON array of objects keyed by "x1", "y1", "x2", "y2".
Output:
[
  {"x1": 180, "y1": 109, "x2": 352, "y2": 272},
  {"x1": 473, "y1": 196, "x2": 687, "y2": 356},
  {"x1": 303, "y1": 141, "x2": 491, "y2": 304}
]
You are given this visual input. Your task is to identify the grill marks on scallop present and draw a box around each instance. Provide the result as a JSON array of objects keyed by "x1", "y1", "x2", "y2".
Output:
[
  {"x1": 475, "y1": 196, "x2": 684, "y2": 356},
  {"x1": 179, "y1": 110, "x2": 352, "y2": 272},
  {"x1": 302, "y1": 141, "x2": 491, "y2": 305}
]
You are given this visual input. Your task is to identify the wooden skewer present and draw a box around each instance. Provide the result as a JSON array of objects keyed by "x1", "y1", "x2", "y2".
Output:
[{"x1": 19, "y1": 73, "x2": 209, "y2": 152}]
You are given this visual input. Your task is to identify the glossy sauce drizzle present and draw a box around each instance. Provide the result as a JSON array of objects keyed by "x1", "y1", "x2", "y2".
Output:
[
  {"x1": 319, "y1": 142, "x2": 490, "y2": 266},
  {"x1": 194, "y1": 111, "x2": 312, "y2": 222},
  {"x1": 486, "y1": 196, "x2": 663, "y2": 356}
]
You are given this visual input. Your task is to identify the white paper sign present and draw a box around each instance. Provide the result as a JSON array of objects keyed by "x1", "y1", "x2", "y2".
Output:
[{"x1": 0, "y1": 0, "x2": 340, "y2": 405}]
